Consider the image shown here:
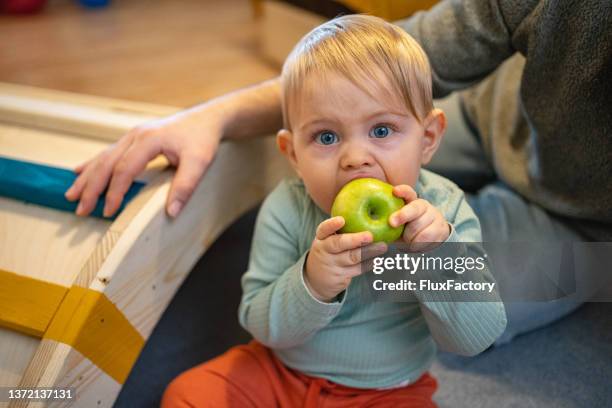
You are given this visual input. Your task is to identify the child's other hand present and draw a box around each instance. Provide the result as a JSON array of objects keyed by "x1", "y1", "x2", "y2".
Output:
[
  {"x1": 305, "y1": 216, "x2": 387, "y2": 303},
  {"x1": 389, "y1": 185, "x2": 451, "y2": 252}
]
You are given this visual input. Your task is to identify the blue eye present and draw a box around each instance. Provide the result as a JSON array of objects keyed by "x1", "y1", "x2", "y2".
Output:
[
  {"x1": 315, "y1": 131, "x2": 339, "y2": 145},
  {"x1": 370, "y1": 125, "x2": 391, "y2": 138}
]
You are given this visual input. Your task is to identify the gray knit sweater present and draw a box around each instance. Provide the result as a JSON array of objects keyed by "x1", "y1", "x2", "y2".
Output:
[{"x1": 397, "y1": 0, "x2": 612, "y2": 240}]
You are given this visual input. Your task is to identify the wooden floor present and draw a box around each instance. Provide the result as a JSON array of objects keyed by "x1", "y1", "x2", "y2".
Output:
[{"x1": 0, "y1": 0, "x2": 279, "y2": 107}]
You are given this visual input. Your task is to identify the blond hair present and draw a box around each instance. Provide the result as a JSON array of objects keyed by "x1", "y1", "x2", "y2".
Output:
[{"x1": 281, "y1": 14, "x2": 433, "y2": 130}]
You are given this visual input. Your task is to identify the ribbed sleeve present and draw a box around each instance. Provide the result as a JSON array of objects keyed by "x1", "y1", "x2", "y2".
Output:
[
  {"x1": 238, "y1": 181, "x2": 343, "y2": 349},
  {"x1": 412, "y1": 174, "x2": 507, "y2": 356},
  {"x1": 238, "y1": 172, "x2": 507, "y2": 388}
]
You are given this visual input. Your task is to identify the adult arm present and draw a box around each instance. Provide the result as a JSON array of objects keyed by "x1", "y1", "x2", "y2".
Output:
[
  {"x1": 396, "y1": 0, "x2": 537, "y2": 97},
  {"x1": 65, "y1": 77, "x2": 282, "y2": 218}
]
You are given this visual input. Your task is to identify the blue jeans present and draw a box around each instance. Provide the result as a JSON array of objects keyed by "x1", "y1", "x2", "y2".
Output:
[{"x1": 431, "y1": 93, "x2": 589, "y2": 345}]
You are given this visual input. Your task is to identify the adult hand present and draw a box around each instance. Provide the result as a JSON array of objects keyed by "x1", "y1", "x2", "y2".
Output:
[
  {"x1": 304, "y1": 216, "x2": 387, "y2": 303},
  {"x1": 64, "y1": 108, "x2": 223, "y2": 218}
]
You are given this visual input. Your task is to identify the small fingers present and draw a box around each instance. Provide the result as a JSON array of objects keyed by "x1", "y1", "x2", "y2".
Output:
[
  {"x1": 337, "y1": 241, "x2": 387, "y2": 266},
  {"x1": 322, "y1": 230, "x2": 373, "y2": 254},
  {"x1": 408, "y1": 219, "x2": 451, "y2": 252},
  {"x1": 407, "y1": 241, "x2": 437, "y2": 253},
  {"x1": 342, "y1": 266, "x2": 365, "y2": 278},
  {"x1": 389, "y1": 198, "x2": 428, "y2": 228},
  {"x1": 316, "y1": 216, "x2": 345, "y2": 240},
  {"x1": 392, "y1": 184, "x2": 418, "y2": 203},
  {"x1": 402, "y1": 207, "x2": 436, "y2": 242}
]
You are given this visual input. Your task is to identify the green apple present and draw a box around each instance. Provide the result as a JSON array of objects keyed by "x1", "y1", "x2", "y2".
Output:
[{"x1": 331, "y1": 178, "x2": 405, "y2": 243}]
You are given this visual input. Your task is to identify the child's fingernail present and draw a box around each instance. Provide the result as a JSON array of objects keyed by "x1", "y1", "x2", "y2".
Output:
[{"x1": 76, "y1": 202, "x2": 83, "y2": 215}]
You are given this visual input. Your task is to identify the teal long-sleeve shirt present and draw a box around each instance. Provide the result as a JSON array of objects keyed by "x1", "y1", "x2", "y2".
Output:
[{"x1": 238, "y1": 170, "x2": 507, "y2": 388}]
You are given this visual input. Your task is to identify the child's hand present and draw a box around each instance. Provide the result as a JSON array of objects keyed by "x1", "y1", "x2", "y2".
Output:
[
  {"x1": 389, "y1": 185, "x2": 451, "y2": 252},
  {"x1": 305, "y1": 216, "x2": 387, "y2": 303}
]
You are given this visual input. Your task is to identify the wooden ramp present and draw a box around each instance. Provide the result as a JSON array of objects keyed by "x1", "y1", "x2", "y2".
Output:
[{"x1": 0, "y1": 83, "x2": 290, "y2": 407}]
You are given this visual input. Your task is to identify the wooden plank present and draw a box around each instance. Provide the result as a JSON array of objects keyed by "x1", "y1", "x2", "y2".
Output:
[
  {"x1": 0, "y1": 86, "x2": 170, "y2": 401},
  {"x1": 15, "y1": 139, "x2": 291, "y2": 406},
  {"x1": 0, "y1": 83, "x2": 178, "y2": 142},
  {"x1": 0, "y1": 195, "x2": 110, "y2": 286},
  {"x1": 0, "y1": 84, "x2": 293, "y2": 406},
  {"x1": 0, "y1": 328, "x2": 39, "y2": 405},
  {"x1": 0, "y1": 83, "x2": 179, "y2": 117},
  {"x1": 0, "y1": 270, "x2": 67, "y2": 338},
  {"x1": 11, "y1": 341, "x2": 121, "y2": 408},
  {"x1": 0, "y1": 94, "x2": 156, "y2": 142},
  {"x1": 42, "y1": 286, "x2": 144, "y2": 385}
]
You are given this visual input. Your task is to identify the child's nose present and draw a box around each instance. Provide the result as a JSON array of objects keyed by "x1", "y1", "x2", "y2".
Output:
[{"x1": 339, "y1": 142, "x2": 374, "y2": 169}]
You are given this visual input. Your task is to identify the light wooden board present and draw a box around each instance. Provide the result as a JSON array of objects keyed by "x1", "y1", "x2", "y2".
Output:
[
  {"x1": 0, "y1": 84, "x2": 166, "y2": 405},
  {"x1": 0, "y1": 85, "x2": 168, "y2": 406},
  {"x1": 0, "y1": 329, "x2": 39, "y2": 399},
  {"x1": 0, "y1": 83, "x2": 292, "y2": 407},
  {"x1": 14, "y1": 136, "x2": 290, "y2": 407}
]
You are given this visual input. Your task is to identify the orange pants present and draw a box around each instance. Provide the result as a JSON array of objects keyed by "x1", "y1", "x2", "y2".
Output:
[{"x1": 161, "y1": 341, "x2": 438, "y2": 408}]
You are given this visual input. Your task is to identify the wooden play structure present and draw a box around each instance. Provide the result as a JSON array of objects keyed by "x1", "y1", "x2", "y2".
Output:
[
  {"x1": 0, "y1": 83, "x2": 290, "y2": 407},
  {"x1": 0, "y1": 3, "x2": 442, "y2": 406}
]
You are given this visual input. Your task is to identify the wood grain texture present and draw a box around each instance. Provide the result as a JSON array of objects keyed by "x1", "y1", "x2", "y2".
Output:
[
  {"x1": 0, "y1": 1, "x2": 286, "y2": 403},
  {"x1": 1, "y1": 83, "x2": 292, "y2": 406},
  {"x1": 0, "y1": 328, "x2": 39, "y2": 403},
  {"x1": 0, "y1": 0, "x2": 279, "y2": 107},
  {"x1": 0, "y1": 270, "x2": 67, "y2": 337},
  {"x1": 0, "y1": 89, "x2": 151, "y2": 401},
  {"x1": 42, "y1": 286, "x2": 145, "y2": 385}
]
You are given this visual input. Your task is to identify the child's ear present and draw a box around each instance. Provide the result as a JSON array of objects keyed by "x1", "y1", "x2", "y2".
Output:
[
  {"x1": 420, "y1": 108, "x2": 447, "y2": 165},
  {"x1": 276, "y1": 129, "x2": 301, "y2": 176}
]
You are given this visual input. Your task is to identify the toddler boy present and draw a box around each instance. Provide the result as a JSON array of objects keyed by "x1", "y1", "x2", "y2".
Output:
[{"x1": 162, "y1": 14, "x2": 506, "y2": 408}]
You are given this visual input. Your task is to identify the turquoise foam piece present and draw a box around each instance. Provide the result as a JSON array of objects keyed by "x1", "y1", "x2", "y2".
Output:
[{"x1": 0, "y1": 156, "x2": 145, "y2": 220}]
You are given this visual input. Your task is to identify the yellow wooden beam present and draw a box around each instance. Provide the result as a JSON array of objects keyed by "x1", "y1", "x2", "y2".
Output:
[
  {"x1": 44, "y1": 285, "x2": 145, "y2": 384},
  {"x1": 0, "y1": 268, "x2": 144, "y2": 384},
  {"x1": 0, "y1": 269, "x2": 67, "y2": 337}
]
